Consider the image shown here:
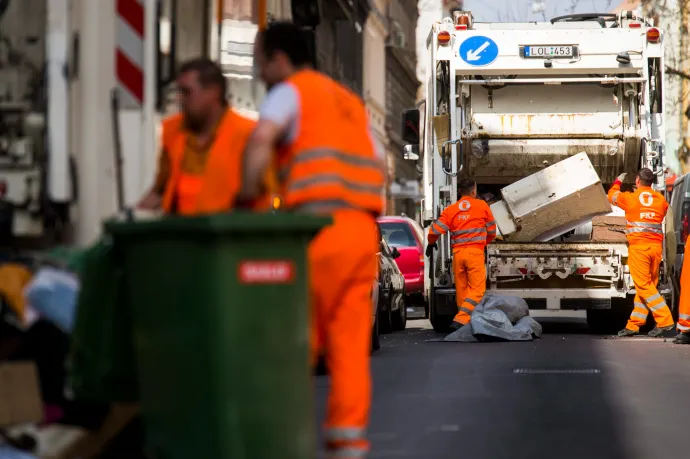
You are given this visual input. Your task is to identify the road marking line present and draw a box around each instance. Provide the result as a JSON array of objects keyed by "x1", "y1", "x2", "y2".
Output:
[{"x1": 513, "y1": 368, "x2": 601, "y2": 374}]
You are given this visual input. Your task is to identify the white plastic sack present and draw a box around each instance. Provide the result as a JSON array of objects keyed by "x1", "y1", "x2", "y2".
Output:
[
  {"x1": 443, "y1": 293, "x2": 542, "y2": 342},
  {"x1": 23, "y1": 267, "x2": 80, "y2": 333}
]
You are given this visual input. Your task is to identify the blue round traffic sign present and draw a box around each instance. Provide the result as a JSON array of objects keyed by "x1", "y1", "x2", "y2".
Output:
[{"x1": 459, "y1": 36, "x2": 499, "y2": 66}]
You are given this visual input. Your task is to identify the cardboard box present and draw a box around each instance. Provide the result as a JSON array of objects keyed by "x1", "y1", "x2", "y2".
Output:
[
  {"x1": 0, "y1": 362, "x2": 43, "y2": 428},
  {"x1": 591, "y1": 215, "x2": 627, "y2": 242},
  {"x1": 492, "y1": 152, "x2": 612, "y2": 242},
  {"x1": 37, "y1": 404, "x2": 139, "y2": 459}
]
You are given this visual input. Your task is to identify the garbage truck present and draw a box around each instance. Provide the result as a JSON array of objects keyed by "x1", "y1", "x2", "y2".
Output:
[{"x1": 402, "y1": 9, "x2": 675, "y2": 332}]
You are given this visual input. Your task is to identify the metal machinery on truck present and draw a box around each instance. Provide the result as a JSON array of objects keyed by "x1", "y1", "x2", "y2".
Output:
[
  {"x1": 402, "y1": 10, "x2": 672, "y2": 332},
  {"x1": 0, "y1": 0, "x2": 226, "y2": 248}
]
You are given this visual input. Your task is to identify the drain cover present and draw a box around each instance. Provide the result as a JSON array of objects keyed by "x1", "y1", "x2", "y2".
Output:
[{"x1": 513, "y1": 368, "x2": 601, "y2": 374}]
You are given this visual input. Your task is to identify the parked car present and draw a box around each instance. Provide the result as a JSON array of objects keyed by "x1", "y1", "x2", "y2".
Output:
[
  {"x1": 371, "y1": 277, "x2": 380, "y2": 351},
  {"x1": 668, "y1": 173, "x2": 690, "y2": 314},
  {"x1": 374, "y1": 224, "x2": 406, "y2": 336},
  {"x1": 377, "y1": 215, "x2": 426, "y2": 316}
]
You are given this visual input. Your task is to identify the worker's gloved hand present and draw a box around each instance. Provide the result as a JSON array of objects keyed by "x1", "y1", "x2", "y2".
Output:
[
  {"x1": 616, "y1": 173, "x2": 627, "y2": 183},
  {"x1": 425, "y1": 243, "x2": 437, "y2": 257}
]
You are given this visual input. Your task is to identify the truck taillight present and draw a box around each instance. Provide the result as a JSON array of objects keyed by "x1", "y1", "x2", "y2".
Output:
[
  {"x1": 682, "y1": 205, "x2": 690, "y2": 243},
  {"x1": 646, "y1": 27, "x2": 660, "y2": 43},
  {"x1": 455, "y1": 15, "x2": 470, "y2": 30},
  {"x1": 575, "y1": 267, "x2": 591, "y2": 275},
  {"x1": 628, "y1": 22, "x2": 642, "y2": 28},
  {"x1": 438, "y1": 31, "x2": 451, "y2": 45}
]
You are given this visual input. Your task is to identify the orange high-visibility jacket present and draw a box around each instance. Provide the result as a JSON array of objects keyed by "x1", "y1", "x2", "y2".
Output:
[
  {"x1": 608, "y1": 181, "x2": 668, "y2": 245},
  {"x1": 276, "y1": 70, "x2": 385, "y2": 216},
  {"x1": 160, "y1": 110, "x2": 274, "y2": 214},
  {"x1": 428, "y1": 197, "x2": 497, "y2": 251}
]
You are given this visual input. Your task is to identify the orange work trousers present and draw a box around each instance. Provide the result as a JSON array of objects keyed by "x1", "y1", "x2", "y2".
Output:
[
  {"x1": 677, "y1": 242, "x2": 690, "y2": 333},
  {"x1": 452, "y1": 246, "x2": 487, "y2": 325},
  {"x1": 309, "y1": 210, "x2": 378, "y2": 458},
  {"x1": 626, "y1": 243, "x2": 674, "y2": 332}
]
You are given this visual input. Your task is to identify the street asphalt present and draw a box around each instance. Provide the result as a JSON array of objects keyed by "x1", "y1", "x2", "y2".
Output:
[{"x1": 315, "y1": 317, "x2": 690, "y2": 459}]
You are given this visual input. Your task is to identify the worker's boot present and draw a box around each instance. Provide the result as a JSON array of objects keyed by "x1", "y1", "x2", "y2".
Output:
[
  {"x1": 449, "y1": 321, "x2": 464, "y2": 332},
  {"x1": 617, "y1": 328, "x2": 638, "y2": 337},
  {"x1": 648, "y1": 324, "x2": 676, "y2": 338},
  {"x1": 673, "y1": 332, "x2": 690, "y2": 345}
]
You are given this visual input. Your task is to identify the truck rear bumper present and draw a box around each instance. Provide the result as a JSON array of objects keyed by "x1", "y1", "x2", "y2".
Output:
[{"x1": 434, "y1": 287, "x2": 626, "y2": 312}]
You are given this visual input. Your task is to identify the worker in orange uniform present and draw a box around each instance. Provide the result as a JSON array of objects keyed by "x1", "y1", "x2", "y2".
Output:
[
  {"x1": 674, "y1": 241, "x2": 690, "y2": 344},
  {"x1": 427, "y1": 179, "x2": 496, "y2": 331},
  {"x1": 238, "y1": 22, "x2": 385, "y2": 459},
  {"x1": 137, "y1": 58, "x2": 274, "y2": 214},
  {"x1": 609, "y1": 168, "x2": 676, "y2": 337}
]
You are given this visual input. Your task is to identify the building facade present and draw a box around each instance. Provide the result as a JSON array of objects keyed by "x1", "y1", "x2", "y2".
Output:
[
  {"x1": 316, "y1": 0, "x2": 369, "y2": 96},
  {"x1": 386, "y1": 0, "x2": 421, "y2": 217},
  {"x1": 363, "y1": 0, "x2": 390, "y2": 213}
]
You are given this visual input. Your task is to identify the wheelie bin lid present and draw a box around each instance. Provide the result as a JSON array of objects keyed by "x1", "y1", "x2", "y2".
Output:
[{"x1": 104, "y1": 212, "x2": 332, "y2": 237}]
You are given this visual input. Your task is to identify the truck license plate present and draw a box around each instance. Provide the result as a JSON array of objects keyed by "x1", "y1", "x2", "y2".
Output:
[{"x1": 524, "y1": 45, "x2": 575, "y2": 58}]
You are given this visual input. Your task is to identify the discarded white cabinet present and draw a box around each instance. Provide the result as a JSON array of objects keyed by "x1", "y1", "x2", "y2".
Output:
[{"x1": 491, "y1": 152, "x2": 612, "y2": 242}]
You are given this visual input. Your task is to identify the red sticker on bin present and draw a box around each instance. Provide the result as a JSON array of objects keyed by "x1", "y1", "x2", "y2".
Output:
[{"x1": 238, "y1": 260, "x2": 296, "y2": 284}]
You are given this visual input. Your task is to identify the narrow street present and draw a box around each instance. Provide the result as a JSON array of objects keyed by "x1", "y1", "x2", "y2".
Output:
[{"x1": 316, "y1": 317, "x2": 690, "y2": 459}]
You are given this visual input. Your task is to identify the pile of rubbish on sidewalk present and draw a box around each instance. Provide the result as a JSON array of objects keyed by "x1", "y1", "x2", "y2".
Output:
[{"x1": 0, "y1": 246, "x2": 141, "y2": 459}]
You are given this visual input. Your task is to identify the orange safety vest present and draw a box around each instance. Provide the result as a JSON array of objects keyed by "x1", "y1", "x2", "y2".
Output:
[
  {"x1": 276, "y1": 69, "x2": 385, "y2": 216},
  {"x1": 609, "y1": 184, "x2": 668, "y2": 245},
  {"x1": 160, "y1": 110, "x2": 272, "y2": 214},
  {"x1": 428, "y1": 197, "x2": 497, "y2": 251}
]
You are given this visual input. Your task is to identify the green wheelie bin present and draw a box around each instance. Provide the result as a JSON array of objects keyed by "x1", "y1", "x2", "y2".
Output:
[
  {"x1": 68, "y1": 238, "x2": 139, "y2": 403},
  {"x1": 104, "y1": 212, "x2": 330, "y2": 459}
]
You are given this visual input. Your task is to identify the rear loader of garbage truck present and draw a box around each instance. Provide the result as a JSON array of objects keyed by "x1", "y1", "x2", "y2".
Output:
[{"x1": 403, "y1": 9, "x2": 674, "y2": 332}]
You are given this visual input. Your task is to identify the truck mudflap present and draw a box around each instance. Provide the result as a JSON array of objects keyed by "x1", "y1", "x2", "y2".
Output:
[{"x1": 485, "y1": 243, "x2": 633, "y2": 310}]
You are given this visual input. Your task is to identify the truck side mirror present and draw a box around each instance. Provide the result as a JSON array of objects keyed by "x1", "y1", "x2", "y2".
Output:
[
  {"x1": 402, "y1": 108, "x2": 420, "y2": 144},
  {"x1": 402, "y1": 144, "x2": 419, "y2": 161}
]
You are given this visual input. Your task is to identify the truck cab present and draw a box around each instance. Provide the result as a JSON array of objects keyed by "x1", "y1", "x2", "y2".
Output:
[{"x1": 403, "y1": 10, "x2": 672, "y2": 332}]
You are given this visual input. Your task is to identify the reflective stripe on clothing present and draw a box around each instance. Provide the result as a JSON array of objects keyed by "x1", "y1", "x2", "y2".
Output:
[
  {"x1": 611, "y1": 191, "x2": 621, "y2": 206},
  {"x1": 325, "y1": 427, "x2": 367, "y2": 442},
  {"x1": 625, "y1": 221, "x2": 663, "y2": 235},
  {"x1": 327, "y1": 446, "x2": 368, "y2": 458},
  {"x1": 450, "y1": 226, "x2": 488, "y2": 245},
  {"x1": 292, "y1": 199, "x2": 377, "y2": 216},
  {"x1": 430, "y1": 219, "x2": 449, "y2": 235}
]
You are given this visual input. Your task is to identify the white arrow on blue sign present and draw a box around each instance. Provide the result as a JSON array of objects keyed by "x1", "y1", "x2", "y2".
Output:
[{"x1": 459, "y1": 36, "x2": 499, "y2": 66}]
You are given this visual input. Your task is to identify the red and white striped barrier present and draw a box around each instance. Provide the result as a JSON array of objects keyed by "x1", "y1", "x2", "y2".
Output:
[{"x1": 116, "y1": 0, "x2": 145, "y2": 108}]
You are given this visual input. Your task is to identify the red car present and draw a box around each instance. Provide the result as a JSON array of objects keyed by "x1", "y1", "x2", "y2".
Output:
[{"x1": 377, "y1": 215, "x2": 427, "y2": 316}]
